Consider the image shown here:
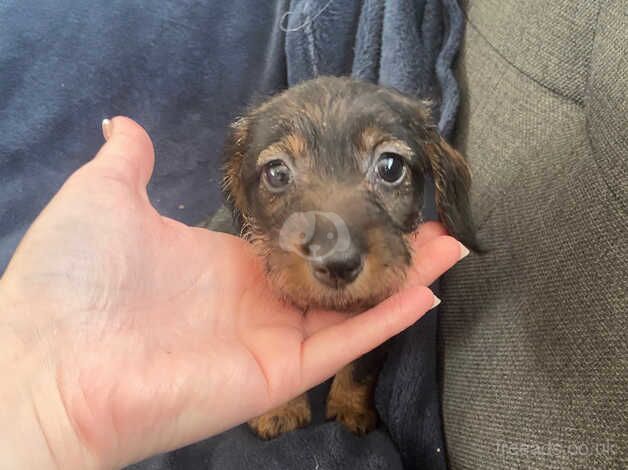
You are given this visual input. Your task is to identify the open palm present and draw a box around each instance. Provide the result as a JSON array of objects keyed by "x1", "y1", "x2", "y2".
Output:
[{"x1": 0, "y1": 117, "x2": 464, "y2": 469}]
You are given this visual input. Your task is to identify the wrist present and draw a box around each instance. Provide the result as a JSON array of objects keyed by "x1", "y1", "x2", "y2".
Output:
[
  {"x1": 0, "y1": 287, "x2": 100, "y2": 470},
  {"x1": 0, "y1": 375, "x2": 62, "y2": 469}
]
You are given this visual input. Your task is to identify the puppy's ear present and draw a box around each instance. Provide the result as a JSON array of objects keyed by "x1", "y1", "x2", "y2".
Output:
[
  {"x1": 425, "y1": 135, "x2": 481, "y2": 251},
  {"x1": 377, "y1": 88, "x2": 480, "y2": 249},
  {"x1": 222, "y1": 117, "x2": 251, "y2": 227}
]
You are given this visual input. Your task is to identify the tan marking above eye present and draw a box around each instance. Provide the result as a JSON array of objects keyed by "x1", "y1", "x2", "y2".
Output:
[
  {"x1": 356, "y1": 127, "x2": 387, "y2": 153},
  {"x1": 374, "y1": 141, "x2": 413, "y2": 159},
  {"x1": 357, "y1": 127, "x2": 412, "y2": 156},
  {"x1": 283, "y1": 133, "x2": 308, "y2": 158},
  {"x1": 355, "y1": 129, "x2": 413, "y2": 175},
  {"x1": 258, "y1": 146, "x2": 291, "y2": 167},
  {"x1": 257, "y1": 134, "x2": 308, "y2": 166}
]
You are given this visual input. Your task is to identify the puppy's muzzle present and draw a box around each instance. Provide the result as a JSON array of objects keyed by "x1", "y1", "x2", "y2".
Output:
[
  {"x1": 299, "y1": 212, "x2": 365, "y2": 289},
  {"x1": 311, "y1": 243, "x2": 364, "y2": 288},
  {"x1": 280, "y1": 209, "x2": 367, "y2": 289}
]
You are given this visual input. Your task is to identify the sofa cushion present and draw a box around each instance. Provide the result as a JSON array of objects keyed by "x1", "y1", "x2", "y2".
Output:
[
  {"x1": 458, "y1": 0, "x2": 599, "y2": 104},
  {"x1": 439, "y1": 0, "x2": 627, "y2": 468}
]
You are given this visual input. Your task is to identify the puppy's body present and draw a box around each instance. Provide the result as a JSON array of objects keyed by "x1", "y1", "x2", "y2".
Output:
[{"x1": 215, "y1": 76, "x2": 476, "y2": 438}]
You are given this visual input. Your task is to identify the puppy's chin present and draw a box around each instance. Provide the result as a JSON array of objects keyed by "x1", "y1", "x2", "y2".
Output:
[{"x1": 264, "y1": 253, "x2": 408, "y2": 312}]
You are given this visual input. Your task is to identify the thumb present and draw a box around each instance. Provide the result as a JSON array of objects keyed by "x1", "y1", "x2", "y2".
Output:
[{"x1": 89, "y1": 116, "x2": 155, "y2": 191}]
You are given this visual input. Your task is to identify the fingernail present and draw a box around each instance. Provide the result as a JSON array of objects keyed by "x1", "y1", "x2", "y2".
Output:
[
  {"x1": 459, "y1": 243, "x2": 470, "y2": 261},
  {"x1": 431, "y1": 294, "x2": 442, "y2": 309},
  {"x1": 102, "y1": 118, "x2": 113, "y2": 141}
]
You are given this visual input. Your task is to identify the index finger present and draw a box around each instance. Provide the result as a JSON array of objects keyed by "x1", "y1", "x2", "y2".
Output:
[
  {"x1": 405, "y1": 234, "x2": 468, "y2": 287},
  {"x1": 300, "y1": 285, "x2": 437, "y2": 388},
  {"x1": 302, "y1": 233, "x2": 467, "y2": 336}
]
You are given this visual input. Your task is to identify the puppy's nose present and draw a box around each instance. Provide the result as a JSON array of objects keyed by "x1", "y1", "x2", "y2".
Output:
[{"x1": 311, "y1": 249, "x2": 363, "y2": 288}]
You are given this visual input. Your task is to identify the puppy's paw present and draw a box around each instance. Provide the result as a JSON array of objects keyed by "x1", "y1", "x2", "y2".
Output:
[
  {"x1": 326, "y1": 363, "x2": 378, "y2": 435},
  {"x1": 248, "y1": 394, "x2": 311, "y2": 439},
  {"x1": 326, "y1": 401, "x2": 377, "y2": 435}
]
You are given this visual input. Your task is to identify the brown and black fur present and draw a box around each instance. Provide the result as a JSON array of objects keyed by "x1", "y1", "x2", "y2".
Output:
[{"x1": 218, "y1": 76, "x2": 477, "y2": 438}]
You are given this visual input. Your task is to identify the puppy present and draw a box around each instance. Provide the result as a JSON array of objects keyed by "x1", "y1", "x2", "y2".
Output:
[{"x1": 219, "y1": 76, "x2": 477, "y2": 439}]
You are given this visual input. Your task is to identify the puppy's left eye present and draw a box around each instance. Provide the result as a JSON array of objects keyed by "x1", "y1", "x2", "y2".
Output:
[
  {"x1": 263, "y1": 159, "x2": 292, "y2": 190},
  {"x1": 375, "y1": 152, "x2": 406, "y2": 185}
]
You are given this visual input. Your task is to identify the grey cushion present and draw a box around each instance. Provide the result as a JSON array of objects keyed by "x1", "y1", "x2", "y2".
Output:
[{"x1": 439, "y1": 0, "x2": 627, "y2": 468}]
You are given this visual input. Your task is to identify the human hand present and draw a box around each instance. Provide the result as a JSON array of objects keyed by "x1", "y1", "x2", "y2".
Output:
[{"x1": 0, "y1": 117, "x2": 466, "y2": 469}]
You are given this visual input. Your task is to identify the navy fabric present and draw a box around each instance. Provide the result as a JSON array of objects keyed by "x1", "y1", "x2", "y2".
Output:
[
  {"x1": 1, "y1": 1, "x2": 464, "y2": 468},
  {"x1": 0, "y1": 0, "x2": 288, "y2": 271},
  {"x1": 285, "y1": 0, "x2": 463, "y2": 135}
]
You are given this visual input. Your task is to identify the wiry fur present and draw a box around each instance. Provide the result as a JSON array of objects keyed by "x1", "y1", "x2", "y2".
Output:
[
  {"x1": 222, "y1": 76, "x2": 477, "y2": 311},
  {"x1": 219, "y1": 76, "x2": 477, "y2": 438}
]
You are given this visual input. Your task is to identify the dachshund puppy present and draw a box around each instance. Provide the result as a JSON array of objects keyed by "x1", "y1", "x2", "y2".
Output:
[{"x1": 219, "y1": 76, "x2": 477, "y2": 439}]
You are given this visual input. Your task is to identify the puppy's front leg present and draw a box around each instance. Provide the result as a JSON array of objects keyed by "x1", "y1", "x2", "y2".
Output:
[
  {"x1": 248, "y1": 393, "x2": 311, "y2": 439},
  {"x1": 326, "y1": 362, "x2": 378, "y2": 435}
]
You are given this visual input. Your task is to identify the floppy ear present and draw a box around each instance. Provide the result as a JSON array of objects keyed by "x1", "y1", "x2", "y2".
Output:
[
  {"x1": 221, "y1": 117, "x2": 251, "y2": 229},
  {"x1": 425, "y1": 135, "x2": 481, "y2": 251}
]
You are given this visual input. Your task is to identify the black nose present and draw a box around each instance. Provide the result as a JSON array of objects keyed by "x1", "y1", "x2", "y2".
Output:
[{"x1": 311, "y1": 249, "x2": 363, "y2": 288}]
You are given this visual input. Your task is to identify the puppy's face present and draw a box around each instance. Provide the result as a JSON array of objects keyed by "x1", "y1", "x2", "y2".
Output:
[{"x1": 224, "y1": 77, "x2": 476, "y2": 310}]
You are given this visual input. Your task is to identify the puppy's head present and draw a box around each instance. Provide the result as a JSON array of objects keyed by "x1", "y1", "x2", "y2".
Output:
[{"x1": 223, "y1": 77, "x2": 477, "y2": 310}]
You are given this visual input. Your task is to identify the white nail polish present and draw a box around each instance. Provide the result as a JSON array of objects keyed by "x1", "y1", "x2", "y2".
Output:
[
  {"x1": 431, "y1": 295, "x2": 442, "y2": 309},
  {"x1": 102, "y1": 118, "x2": 112, "y2": 141},
  {"x1": 459, "y1": 244, "x2": 470, "y2": 261}
]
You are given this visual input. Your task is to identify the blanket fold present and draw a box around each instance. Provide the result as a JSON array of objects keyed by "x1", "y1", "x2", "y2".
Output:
[{"x1": 0, "y1": 1, "x2": 464, "y2": 468}]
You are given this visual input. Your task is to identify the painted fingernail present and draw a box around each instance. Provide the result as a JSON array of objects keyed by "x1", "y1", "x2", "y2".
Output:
[
  {"x1": 431, "y1": 294, "x2": 442, "y2": 309},
  {"x1": 459, "y1": 243, "x2": 470, "y2": 261},
  {"x1": 102, "y1": 118, "x2": 113, "y2": 141}
]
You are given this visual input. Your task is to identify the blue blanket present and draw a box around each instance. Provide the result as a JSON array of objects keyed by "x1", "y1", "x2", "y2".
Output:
[
  {"x1": 0, "y1": 1, "x2": 464, "y2": 468},
  {"x1": 0, "y1": 0, "x2": 288, "y2": 270}
]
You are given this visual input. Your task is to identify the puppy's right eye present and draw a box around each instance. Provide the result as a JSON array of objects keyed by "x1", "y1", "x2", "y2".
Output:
[
  {"x1": 375, "y1": 152, "x2": 406, "y2": 185},
  {"x1": 263, "y1": 160, "x2": 292, "y2": 191}
]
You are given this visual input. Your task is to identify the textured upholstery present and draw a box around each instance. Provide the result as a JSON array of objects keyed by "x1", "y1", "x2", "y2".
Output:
[{"x1": 439, "y1": 1, "x2": 627, "y2": 468}]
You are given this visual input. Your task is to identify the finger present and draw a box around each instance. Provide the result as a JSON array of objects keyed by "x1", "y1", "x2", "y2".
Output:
[
  {"x1": 410, "y1": 221, "x2": 448, "y2": 248},
  {"x1": 300, "y1": 285, "x2": 438, "y2": 388},
  {"x1": 405, "y1": 235, "x2": 468, "y2": 287},
  {"x1": 89, "y1": 116, "x2": 155, "y2": 190},
  {"x1": 302, "y1": 230, "x2": 467, "y2": 336},
  {"x1": 302, "y1": 309, "x2": 347, "y2": 337}
]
